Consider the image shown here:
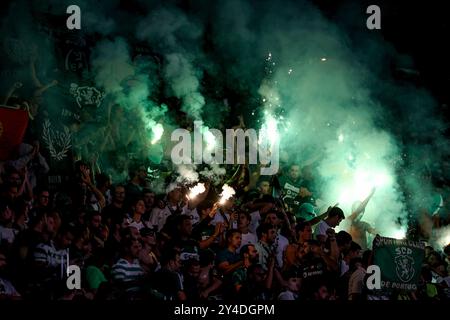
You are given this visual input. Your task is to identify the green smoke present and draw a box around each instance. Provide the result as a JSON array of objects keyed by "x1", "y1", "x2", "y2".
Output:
[{"x1": 1, "y1": 0, "x2": 448, "y2": 247}]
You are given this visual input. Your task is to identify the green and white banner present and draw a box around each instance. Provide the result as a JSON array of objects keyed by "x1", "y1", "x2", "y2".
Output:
[{"x1": 373, "y1": 236, "x2": 425, "y2": 291}]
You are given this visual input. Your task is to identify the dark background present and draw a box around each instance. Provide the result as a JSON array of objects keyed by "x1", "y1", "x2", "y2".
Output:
[
  {"x1": 314, "y1": 0, "x2": 450, "y2": 113},
  {"x1": 1, "y1": 0, "x2": 448, "y2": 110}
]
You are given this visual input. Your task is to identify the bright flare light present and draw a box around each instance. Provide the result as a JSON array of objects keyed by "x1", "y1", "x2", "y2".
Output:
[
  {"x1": 188, "y1": 183, "x2": 205, "y2": 200},
  {"x1": 151, "y1": 123, "x2": 164, "y2": 144},
  {"x1": 203, "y1": 129, "x2": 216, "y2": 151},
  {"x1": 337, "y1": 168, "x2": 393, "y2": 209},
  {"x1": 390, "y1": 227, "x2": 407, "y2": 240},
  {"x1": 338, "y1": 133, "x2": 344, "y2": 143},
  {"x1": 374, "y1": 172, "x2": 391, "y2": 187},
  {"x1": 259, "y1": 113, "x2": 280, "y2": 149},
  {"x1": 219, "y1": 184, "x2": 235, "y2": 204},
  {"x1": 435, "y1": 228, "x2": 450, "y2": 248}
]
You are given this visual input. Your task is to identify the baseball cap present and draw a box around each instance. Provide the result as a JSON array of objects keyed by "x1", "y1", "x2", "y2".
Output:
[{"x1": 295, "y1": 202, "x2": 316, "y2": 221}]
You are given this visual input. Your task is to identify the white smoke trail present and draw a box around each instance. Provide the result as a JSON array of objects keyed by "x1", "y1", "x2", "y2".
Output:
[
  {"x1": 136, "y1": 6, "x2": 205, "y2": 120},
  {"x1": 176, "y1": 164, "x2": 199, "y2": 184},
  {"x1": 433, "y1": 226, "x2": 450, "y2": 250},
  {"x1": 200, "y1": 164, "x2": 227, "y2": 185},
  {"x1": 219, "y1": 183, "x2": 236, "y2": 204},
  {"x1": 91, "y1": 38, "x2": 134, "y2": 95}
]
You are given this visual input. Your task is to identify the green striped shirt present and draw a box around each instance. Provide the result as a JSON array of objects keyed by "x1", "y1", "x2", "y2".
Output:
[{"x1": 111, "y1": 258, "x2": 145, "y2": 284}]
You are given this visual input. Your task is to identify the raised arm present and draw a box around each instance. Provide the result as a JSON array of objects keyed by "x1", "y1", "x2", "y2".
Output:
[
  {"x1": 279, "y1": 206, "x2": 292, "y2": 233},
  {"x1": 348, "y1": 187, "x2": 376, "y2": 221},
  {"x1": 30, "y1": 48, "x2": 43, "y2": 88},
  {"x1": 367, "y1": 224, "x2": 378, "y2": 235},
  {"x1": 309, "y1": 210, "x2": 330, "y2": 226},
  {"x1": 33, "y1": 80, "x2": 58, "y2": 98},
  {"x1": 30, "y1": 51, "x2": 58, "y2": 96},
  {"x1": 217, "y1": 259, "x2": 244, "y2": 275},
  {"x1": 309, "y1": 204, "x2": 338, "y2": 226},
  {"x1": 80, "y1": 164, "x2": 106, "y2": 209},
  {"x1": 322, "y1": 229, "x2": 339, "y2": 272},
  {"x1": 8, "y1": 144, "x2": 38, "y2": 171},
  {"x1": 199, "y1": 222, "x2": 224, "y2": 250},
  {"x1": 3, "y1": 82, "x2": 23, "y2": 105}
]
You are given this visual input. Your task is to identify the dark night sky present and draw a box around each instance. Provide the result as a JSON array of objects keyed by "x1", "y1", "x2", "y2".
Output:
[
  {"x1": 314, "y1": 0, "x2": 450, "y2": 108},
  {"x1": 1, "y1": 0, "x2": 448, "y2": 108}
]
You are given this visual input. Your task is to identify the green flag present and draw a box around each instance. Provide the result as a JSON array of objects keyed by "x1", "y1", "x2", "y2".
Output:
[{"x1": 373, "y1": 236, "x2": 425, "y2": 291}]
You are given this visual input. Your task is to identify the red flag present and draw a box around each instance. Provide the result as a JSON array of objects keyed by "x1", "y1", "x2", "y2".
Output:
[{"x1": 0, "y1": 107, "x2": 29, "y2": 160}]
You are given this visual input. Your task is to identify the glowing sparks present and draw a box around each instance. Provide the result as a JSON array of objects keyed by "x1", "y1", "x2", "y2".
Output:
[
  {"x1": 219, "y1": 184, "x2": 235, "y2": 204},
  {"x1": 258, "y1": 113, "x2": 279, "y2": 149},
  {"x1": 288, "y1": 68, "x2": 293, "y2": 75},
  {"x1": 338, "y1": 133, "x2": 344, "y2": 143},
  {"x1": 321, "y1": 57, "x2": 327, "y2": 61},
  {"x1": 188, "y1": 183, "x2": 205, "y2": 200},
  {"x1": 266, "y1": 115, "x2": 279, "y2": 147},
  {"x1": 151, "y1": 123, "x2": 164, "y2": 144}
]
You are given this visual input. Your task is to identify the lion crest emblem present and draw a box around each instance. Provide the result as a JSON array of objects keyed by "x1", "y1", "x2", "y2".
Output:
[{"x1": 394, "y1": 255, "x2": 415, "y2": 282}]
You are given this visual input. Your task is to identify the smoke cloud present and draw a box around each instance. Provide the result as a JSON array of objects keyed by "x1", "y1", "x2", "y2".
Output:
[{"x1": 1, "y1": 0, "x2": 448, "y2": 248}]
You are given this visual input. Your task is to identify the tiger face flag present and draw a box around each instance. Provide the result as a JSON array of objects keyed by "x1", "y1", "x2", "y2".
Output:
[{"x1": 373, "y1": 236, "x2": 425, "y2": 291}]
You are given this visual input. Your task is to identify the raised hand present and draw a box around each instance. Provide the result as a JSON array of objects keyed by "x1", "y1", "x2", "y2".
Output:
[
  {"x1": 209, "y1": 202, "x2": 220, "y2": 217},
  {"x1": 32, "y1": 141, "x2": 40, "y2": 158},
  {"x1": 299, "y1": 187, "x2": 312, "y2": 197},
  {"x1": 80, "y1": 165, "x2": 92, "y2": 185},
  {"x1": 214, "y1": 222, "x2": 225, "y2": 237}
]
